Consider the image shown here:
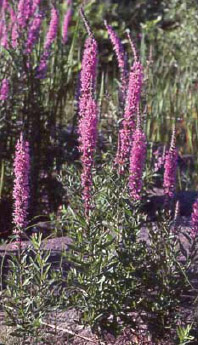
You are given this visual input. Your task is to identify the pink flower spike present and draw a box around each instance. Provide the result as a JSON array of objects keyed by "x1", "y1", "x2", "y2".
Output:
[
  {"x1": 0, "y1": 78, "x2": 9, "y2": 100},
  {"x1": 191, "y1": 199, "x2": 198, "y2": 237},
  {"x1": 129, "y1": 127, "x2": 147, "y2": 200},
  {"x1": 163, "y1": 126, "x2": 178, "y2": 198},
  {"x1": 105, "y1": 21, "x2": 127, "y2": 98},
  {"x1": 79, "y1": 8, "x2": 97, "y2": 106},
  {"x1": 44, "y1": 7, "x2": 59, "y2": 50},
  {"x1": 11, "y1": 22, "x2": 19, "y2": 48},
  {"x1": 1, "y1": 21, "x2": 8, "y2": 48},
  {"x1": 79, "y1": 97, "x2": 98, "y2": 215},
  {"x1": 32, "y1": 0, "x2": 42, "y2": 13},
  {"x1": 13, "y1": 133, "x2": 30, "y2": 237},
  {"x1": 17, "y1": 0, "x2": 33, "y2": 27},
  {"x1": 25, "y1": 14, "x2": 42, "y2": 54},
  {"x1": 79, "y1": 35, "x2": 98, "y2": 117},
  {"x1": 1, "y1": 0, "x2": 8, "y2": 11},
  {"x1": 62, "y1": 7, "x2": 72, "y2": 44},
  {"x1": 116, "y1": 60, "x2": 143, "y2": 169},
  {"x1": 36, "y1": 50, "x2": 50, "y2": 79},
  {"x1": 78, "y1": 9, "x2": 98, "y2": 216}
]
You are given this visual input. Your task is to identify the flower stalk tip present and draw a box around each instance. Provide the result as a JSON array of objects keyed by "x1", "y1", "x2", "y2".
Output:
[
  {"x1": 163, "y1": 126, "x2": 178, "y2": 198},
  {"x1": 13, "y1": 133, "x2": 30, "y2": 240}
]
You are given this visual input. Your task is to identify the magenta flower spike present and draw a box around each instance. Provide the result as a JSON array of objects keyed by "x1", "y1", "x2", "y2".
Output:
[
  {"x1": 163, "y1": 127, "x2": 178, "y2": 198},
  {"x1": 62, "y1": 7, "x2": 72, "y2": 44},
  {"x1": 13, "y1": 134, "x2": 30, "y2": 238},
  {"x1": 1, "y1": 0, "x2": 8, "y2": 11},
  {"x1": 79, "y1": 97, "x2": 98, "y2": 215},
  {"x1": 25, "y1": 14, "x2": 42, "y2": 54},
  {"x1": 36, "y1": 50, "x2": 50, "y2": 78},
  {"x1": 78, "y1": 8, "x2": 98, "y2": 216},
  {"x1": 8, "y1": 6, "x2": 16, "y2": 28},
  {"x1": 0, "y1": 18, "x2": 5, "y2": 44},
  {"x1": 191, "y1": 199, "x2": 198, "y2": 237},
  {"x1": 32, "y1": 0, "x2": 42, "y2": 13},
  {"x1": 36, "y1": 7, "x2": 58, "y2": 78},
  {"x1": 17, "y1": 0, "x2": 33, "y2": 28},
  {"x1": 11, "y1": 22, "x2": 19, "y2": 48},
  {"x1": 44, "y1": 7, "x2": 59, "y2": 50},
  {"x1": 0, "y1": 78, "x2": 9, "y2": 100},
  {"x1": 1, "y1": 21, "x2": 8, "y2": 48},
  {"x1": 79, "y1": 8, "x2": 98, "y2": 119},
  {"x1": 105, "y1": 21, "x2": 127, "y2": 98},
  {"x1": 79, "y1": 35, "x2": 98, "y2": 115},
  {"x1": 116, "y1": 57, "x2": 143, "y2": 169},
  {"x1": 129, "y1": 124, "x2": 147, "y2": 201}
]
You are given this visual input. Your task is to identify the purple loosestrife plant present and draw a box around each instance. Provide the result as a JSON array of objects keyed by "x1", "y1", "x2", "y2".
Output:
[
  {"x1": 32, "y1": 0, "x2": 42, "y2": 13},
  {"x1": 17, "y1": 0, "x2": 33, "y2": 28},
  {"x1": 1, "y1": 19, "x2": 8, "y2": 48},
  {"x1": 44, "y1": 7, "x2": 59, "y2": 50},
  {"x1": 36, "y1": 51, "x2": 50, "y2": 79},
  {"x1": 11, "y1": 22, "x2": 19, "y2": 49},
  {"x1": 116, "y1": 39, "x2": 143, "y2": 170},
  {"x1": 79, "y1": 9, "x2": 98, "y2": 118},
  {"x1": 79, "y1": 35, "x2": 98, "y2": 116},
  {"x1": 13, "y1": 133, "x2": 30, "y2": 239},
  {"x1": 0, "y1": 78, "x2": 9, "y2": 100},
  {"x1": 129, "y1": 123, "x2": 147, "y2": 201},
  {"x1": 105, "y1": 21, "x2": 127, "y2": 99},
  {"x1": 25, "y1": 13, "x2": 42, "y2": 54},
  {"x1": 36, "y1": 7, "x2": 58, "y2": 78},
  {"x1": 62, "y1": 7, "x2": 72, "y2": 44},
  {"x1": 79, "y1": 97, "x2": 98, "y2": 215},
  {"x1": 0, "y1": 20, "x2": 4, "y2": 40},
  {"x1": 163, "y1": 127, "x2": 178, "y2": 198},
  {"x1": 78, "y1": 8, "x2": 98, "y2": 216},
  {"x1": 191, "y1": 199, "x2": 198, "y2": 237},
  {"x1": 1, "y1": 0, "x2": 8, "y2": 11},
  {"x1": 153, "y1": 146, "x2": 167, "y2": 172}
]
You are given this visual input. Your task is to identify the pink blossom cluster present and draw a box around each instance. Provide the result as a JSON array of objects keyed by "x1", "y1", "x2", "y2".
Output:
[
  {"x1": 62, "y1": 7, "x2": 72, "y2": 44},
  {"x1": 32, "y1": 0, "x2": 42, "y2": 14},
  {"x1": 116, "y1": 60, "x2": 143, "y2": 168},
  {"x1": 17, "y1": 0, "x2": 33, "y2": 28},
  {"x1": 11, "y1": 21, "x2": 19, "y2": 49},
  {"x1": 0, "y1": 0, "x2": 42, "y2": 50},
  {"x1": 13, "y1": 134, "x2": 30, "y2": 235},
  {"x1": 44, "y1": 7, "x2": 59, "y2": 50},
  {"x1": 78, "y1": 9, "x2": 98, "y2": 215},
  {"x1": 105, "y1": 22, "x2": 127, "y2": 98},
  {"x1": 25, "y1": 14, "x2": 43, "y2": 54},
  {"x1": 0, "y1": 2, "x2": 9, "y2": 48},
  {"x1": 79, "y1": 36, "x2": 98, "y2": 116},
  {"x1": 0, "y1": 17, "x2": 8, "y2": 48},
  {"x1": 191, "y1": 199, "x2": 198, "y2": 237},
  {"x1": 1, "y1": 0, "x2": 8, "y2": 12},
  {"x1": 163, "y1": 129, "x2": 178, "y2": 198},
  {"x1": 129, "y1": 128, "x2": 147, "y2": 200},
  {"x1": 0, "y1": 78, "x2": 9, "y2": 100},
  {"x1": 79, "y1": 98, "x2": 98, "y2": 214},
  {"x1": 153, "y1": 146, "x2": 167, "y2": 172},
  {"x1": 36, "y1": 50, "x2": 50, "y2": 78},
  {"x1": 8, "y1": 7, "x2": 18, "y2": 48},
  {"x1": 37, "y1": 7, "x2": 59, "y2": 78}
]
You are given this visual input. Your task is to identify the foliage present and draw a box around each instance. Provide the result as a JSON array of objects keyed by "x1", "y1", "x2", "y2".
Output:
[
  {"x1": 176, "y1": 324, "x2": 194, "y2": 345},
  {"x1": 1, "y1": 234, "x2": 64, "y2": 343},
  {"x1": 58, "y1": 161, "x2": 194, "y2": 340}
]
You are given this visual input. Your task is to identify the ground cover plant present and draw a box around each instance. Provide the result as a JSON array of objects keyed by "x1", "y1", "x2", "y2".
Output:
[{"x1": 0, "y1": 0, "x2": 198, "y2": 344}]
